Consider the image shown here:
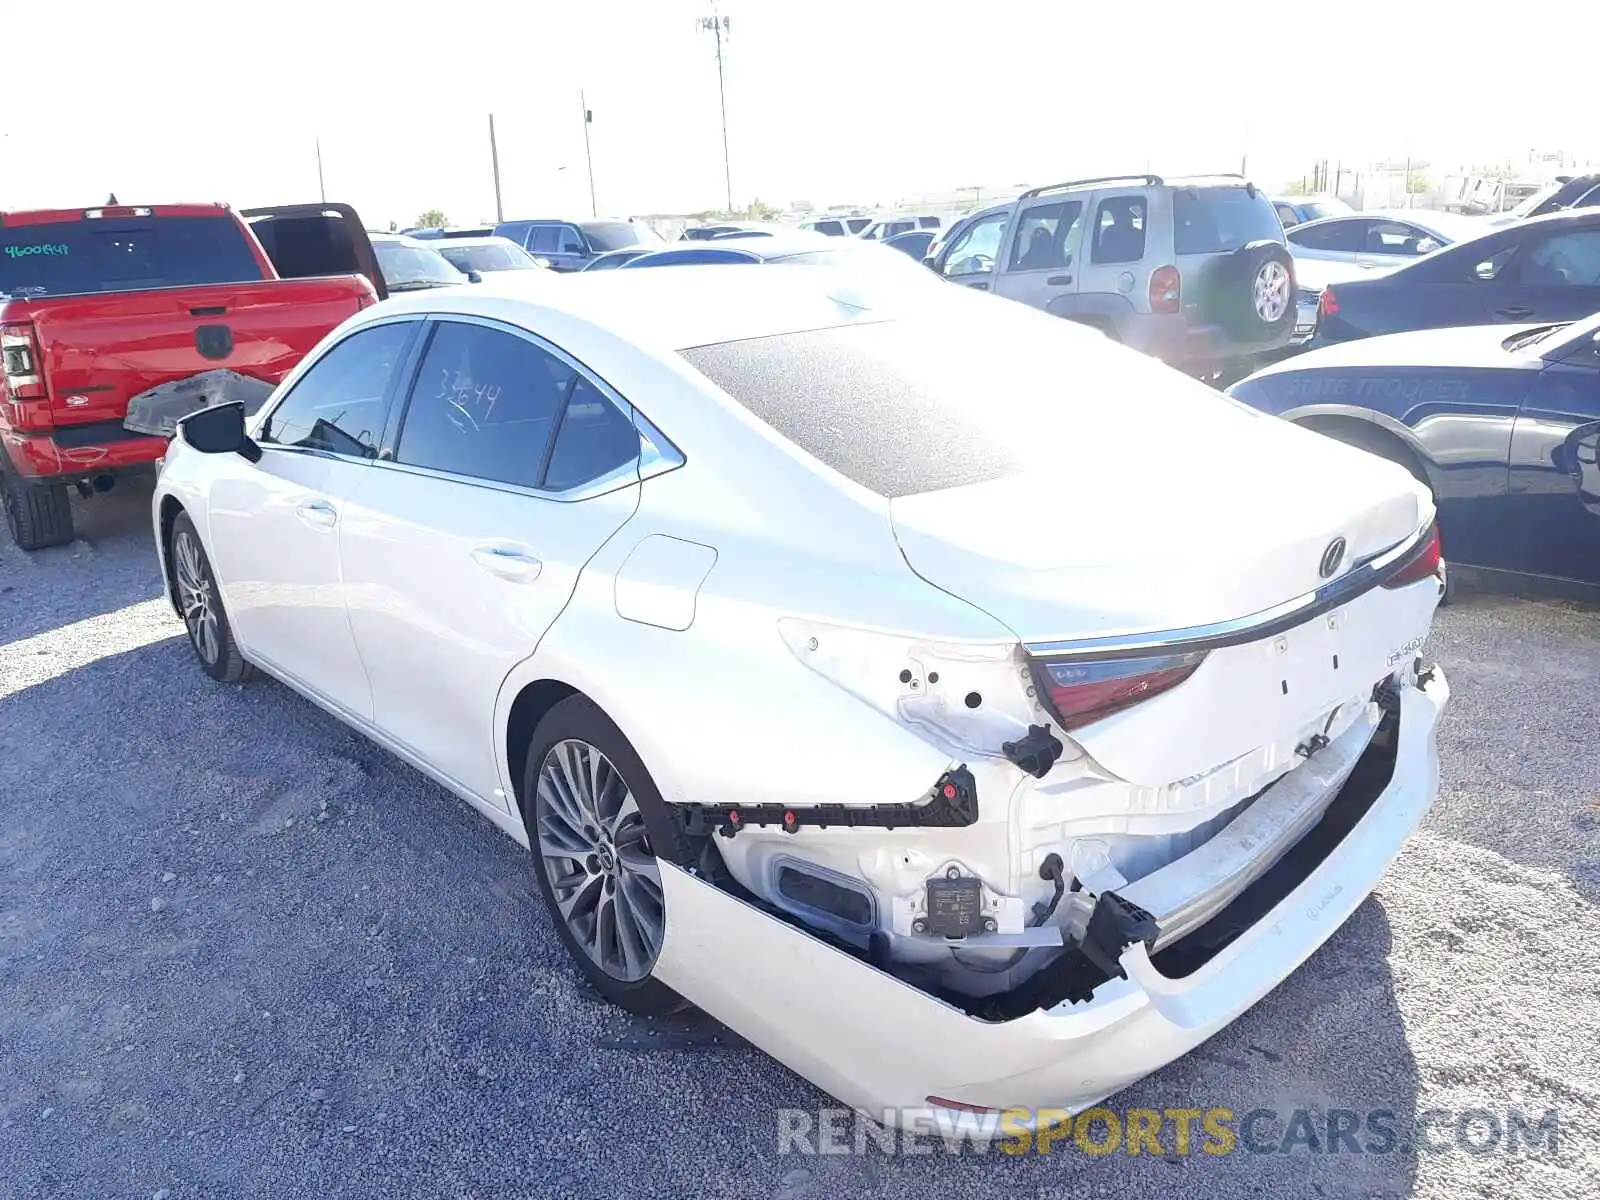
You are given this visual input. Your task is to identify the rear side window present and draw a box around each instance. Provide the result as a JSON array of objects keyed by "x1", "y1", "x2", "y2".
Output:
[
  {"x1": 1172, "y1": 187, "x2": 1283, "y2": 255},
  {"x1": 542, "y1": 378, "x2": 640, "y2": 491},
  {"x1": 811, "y1": 220, "x2": 844, "y2": 236},
  {"x1": 1091, "y1": 196, "x2": 1147, "y2": 265},
  {"x1": 527, "y1": 225, "x2": 563, "y2": 253},
  {"x1": 261, "y1": 322, "x2": 415, "y2": 458},
  {"x1": 397, "y1": 322, "x2": 575, "y2": 488},
  {"x1": 1008, "y1": 200, "x2": 1083, "y2": 271},
  {"x1": 0, "y1": 215, "x2": 262, "y2": 298}
]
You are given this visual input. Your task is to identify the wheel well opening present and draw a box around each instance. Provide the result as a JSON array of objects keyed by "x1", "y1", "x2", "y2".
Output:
[
  {"x1": 158, "y1": 496, "x2": 186, "y2": 616},
  {"x1": 505, "y1": 680, "x2": 579, "y2": 813},
  {"x1": 1295, "y1": 416, "x2": 1431, "y2": 489}
]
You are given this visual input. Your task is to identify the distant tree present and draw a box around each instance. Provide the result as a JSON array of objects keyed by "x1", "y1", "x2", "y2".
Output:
[
  {"x1": 741, "y1": 198, "x2": 781, "y2": 220},
  {"x1": 1405, "y1": 170, "x2": 1432, "y2": 196},
  {"x1": 1279, "y1": 178, "x2": 1310, "y2": 196},
  {"x1": 414, "y1": 210, "x2": 448, "y2": 229}
]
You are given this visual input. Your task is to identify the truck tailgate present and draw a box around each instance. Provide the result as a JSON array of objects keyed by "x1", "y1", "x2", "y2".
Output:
[{"x1": 25, "y1": 277, "x2": 371, "y2": 429}]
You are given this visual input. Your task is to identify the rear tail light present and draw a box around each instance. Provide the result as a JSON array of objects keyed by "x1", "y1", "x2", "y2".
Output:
[
  {"x1": 1148, "y1": 265, "x2": 1182, "y2": 314},
  {"x1": 0, "y1": 321, "x2": 51, "y2": 430},
  {"x1": 1382, "y1": 523, "x2": 1442, "y2": 589},
  {"x1": 1031, "y1": 650, "x2": 1207, "y2": 731},
  {"x1": 1319, "y1": 286, "x2": 1340, "y2": 317}
]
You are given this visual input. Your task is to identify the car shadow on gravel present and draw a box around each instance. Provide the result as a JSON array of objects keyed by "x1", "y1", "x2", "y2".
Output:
[
  {"x1": 0, "y1": 476, "x2": 164, "y2": 644},
  {"x1": 0, "y1": 635, "x2": 1424, "y2": 1200}
]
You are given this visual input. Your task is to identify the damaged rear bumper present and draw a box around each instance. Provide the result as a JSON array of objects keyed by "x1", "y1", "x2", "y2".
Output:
[{"x1": 650, "y1": 669, "x2": 1447, "y2": 1125}]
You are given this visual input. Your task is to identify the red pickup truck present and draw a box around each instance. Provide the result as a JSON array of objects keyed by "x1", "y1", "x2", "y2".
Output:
[{"x1": 0, "y1": 202, "x2": 388, "y2": 550}]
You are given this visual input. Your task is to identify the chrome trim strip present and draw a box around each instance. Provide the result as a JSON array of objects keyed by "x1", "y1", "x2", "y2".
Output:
[{"x1": 1025, "y1": 521, "x2": 1432, "y2": 661}]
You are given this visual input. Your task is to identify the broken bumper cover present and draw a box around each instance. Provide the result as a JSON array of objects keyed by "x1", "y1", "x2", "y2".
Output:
[
  {"x1": 123, "y1": 369, "x2": 276, "y2": 439},
  {"x1": 651, "y1": 670, "x2": 1447, "y2": 1125}
]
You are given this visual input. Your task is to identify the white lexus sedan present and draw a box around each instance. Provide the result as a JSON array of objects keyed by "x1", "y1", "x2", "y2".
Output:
[{"x1": 152, "y1": 267, "x2": 1448, "y2": 1126}]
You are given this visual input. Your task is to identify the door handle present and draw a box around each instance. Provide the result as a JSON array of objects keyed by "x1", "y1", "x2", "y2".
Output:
[
  {"x1": 471, "y1": 544, "x2": 544, "y2": 582},
  {"x1": 971, "y1": 282, "x2": 990, "y2": 291},
  {"x1": 295, "y1": 499, "x2": 338, "y2": 528},
  {"x1": 1495, "y1": 305, "x2": 1534, "y2": 319},
  {"x1": 1047, "y1": 274, "x2": 1074, "y2": 286}
]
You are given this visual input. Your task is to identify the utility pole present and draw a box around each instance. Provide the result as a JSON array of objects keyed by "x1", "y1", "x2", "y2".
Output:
[
  {"x1": 580, "y1": 91, "x2": 597, "y2": 217},
  {"x1": 488, "y1": 113, "x2": 504, "y2": 223},
  {"x1": 315, "y1": 137, "x2": 326, "y2": 203},
  {"x1": 696, "y1": 5, "x2": 733, "y2": 213}
]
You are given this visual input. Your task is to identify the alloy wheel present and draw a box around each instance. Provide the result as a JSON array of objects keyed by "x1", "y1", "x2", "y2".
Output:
[
  {"x1": 173, "y1": 529, "x2": 220, "y2": 666},
  {"x1": 1254, "y1": 260, "x2": 1291, "y2": 323},
  {"x1": 534, "y1": 739, "x2": 665, "y2": 982}
]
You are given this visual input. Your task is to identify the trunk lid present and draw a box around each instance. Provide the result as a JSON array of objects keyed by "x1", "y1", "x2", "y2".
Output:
[
  {"x1": 890, "y1": 419, "x2": 1426, "y2": 641},
  {"x1": 889, "y1": 418, "x2": 1435, "y2": 785}
]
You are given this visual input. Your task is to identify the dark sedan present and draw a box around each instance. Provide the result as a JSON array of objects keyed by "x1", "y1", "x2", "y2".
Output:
[
  {"x1": 1315, "y1": 209, "x2": 1600, "y2": 346},
  {"x1": 1229, "y1": 316, "x2": 1600, "y2": 597}
]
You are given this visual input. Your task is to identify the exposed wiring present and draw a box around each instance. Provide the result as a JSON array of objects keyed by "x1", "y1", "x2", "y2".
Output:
[{"x1": 948, "y1": 854, "x2": 1069, "y2": 974}]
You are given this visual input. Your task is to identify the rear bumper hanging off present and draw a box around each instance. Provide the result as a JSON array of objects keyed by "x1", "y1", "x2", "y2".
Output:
[{"x1": 650, "y1": 669, "x2": 1448, "y2": 1125}]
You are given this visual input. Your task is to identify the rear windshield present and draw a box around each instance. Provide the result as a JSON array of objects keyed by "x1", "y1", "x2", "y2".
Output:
[
  {"x1": 584, "y1": 221, "x2": 662, "y2": 251},
  {"x1": 438, "y1": 243, "x2": 531, "y2": 272},
  {"x1": 0, "y1": 215, "x2": 263, "y2": 297},
  {"x1": 681, "y1": 318, "x2": 1103, "y2": 497},
  {"x1": 1172, "y1": 187, "x2": 1284, "y2": 255}
]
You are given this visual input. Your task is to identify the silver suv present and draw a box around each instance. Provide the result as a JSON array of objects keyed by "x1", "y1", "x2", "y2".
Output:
[{"x1": 925, "y1": 174, "x2": 1296, "y2": 377}]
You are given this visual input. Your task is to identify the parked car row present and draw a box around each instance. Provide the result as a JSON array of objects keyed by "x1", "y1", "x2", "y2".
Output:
[{"x1": 412, "y1": 218, "x2": 665, "y2": 271}]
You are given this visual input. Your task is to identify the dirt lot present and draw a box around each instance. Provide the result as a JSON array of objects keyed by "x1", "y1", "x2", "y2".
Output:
[{"x1": 2, "y1": 479, "x2": 1597, "y2": 1200}]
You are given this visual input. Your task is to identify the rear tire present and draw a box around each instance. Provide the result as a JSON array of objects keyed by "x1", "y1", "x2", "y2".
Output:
[
  {"x1": 1, "y1": 468, "x2": 73, "y2": 551},
  {"x1": 520, "y1": 695, "x2": 690, "y2": 1016},
  {"x1": 168, "y1": 512, "x2": 256, "y2": 682}
]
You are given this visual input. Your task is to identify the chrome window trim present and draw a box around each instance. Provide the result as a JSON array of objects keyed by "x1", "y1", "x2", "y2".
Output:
[
  {"x1": 368, "y1": 455, "x2": 639, "y2": 503},
  {"x1": 384, "y1": 312, "x2": 684, "y2": 499},
  {"x1": 1025, "y1": 521, "x2": 1434, "y2": 662}
]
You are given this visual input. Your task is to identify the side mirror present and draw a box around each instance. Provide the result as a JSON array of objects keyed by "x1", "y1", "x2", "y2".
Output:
[
  {"x1": 1475, "y1": 260, "x2": 1496, "y2": 280},
  {"x1": 466, "y1": 269, "x2": 484, "y2": 284},
  {"x1": 179, "y1": 401, "x2": 261, "y2": 463}
]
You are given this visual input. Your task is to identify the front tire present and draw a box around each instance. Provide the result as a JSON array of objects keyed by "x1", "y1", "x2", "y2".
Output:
[
  {"x1": 521, "y1": 695, "x2": 689, "y2": 1015},
  {"x1": 169, "y1": 512, "x2": 255, "y2": 682}
]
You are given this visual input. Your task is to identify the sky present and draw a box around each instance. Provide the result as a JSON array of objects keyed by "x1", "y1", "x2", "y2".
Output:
[{"x1": 5, "y1": 0, "x2": 1594, "y2": 229}]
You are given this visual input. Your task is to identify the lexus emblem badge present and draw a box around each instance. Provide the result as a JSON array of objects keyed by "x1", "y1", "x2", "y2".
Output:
[{"x1": 1319, "y1": 536, "x2": 1348, "y2": 579}]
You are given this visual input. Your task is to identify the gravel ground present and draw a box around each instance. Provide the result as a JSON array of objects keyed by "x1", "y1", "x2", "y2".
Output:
[{"x1": 1, "y1": 480, "x2": 1596, "y2": 1200}]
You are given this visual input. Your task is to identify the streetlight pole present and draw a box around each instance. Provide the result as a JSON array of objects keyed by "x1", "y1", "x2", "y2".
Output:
[
  {"x1": 488, "y1": 113, "x2": 504, "y2": 223},
  {"x1": 580, "y1": 90, "x2": 597, "y2": 217},
  {"x1": 696, "y1": 5, "x2": 733, "y2": 213},
  {"x1": 315, "y1": 136, "x2": 326, "y2": 203}
]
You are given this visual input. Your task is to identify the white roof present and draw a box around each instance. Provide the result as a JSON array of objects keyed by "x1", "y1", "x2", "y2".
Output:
[{"x1": 372, "y1": 262, "x2": 944, "y2": 351}]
